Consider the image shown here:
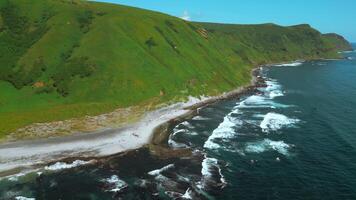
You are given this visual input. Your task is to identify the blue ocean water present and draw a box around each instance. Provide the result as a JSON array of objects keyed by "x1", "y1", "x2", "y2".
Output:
[{"x1": 1, "y1": 48, "x2": 356, "y2": 199}]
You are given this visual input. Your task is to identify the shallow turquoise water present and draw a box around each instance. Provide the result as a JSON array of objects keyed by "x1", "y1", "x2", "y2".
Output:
[{"x1": 1, "y1": 48, "x2": 356, "y2": 200}]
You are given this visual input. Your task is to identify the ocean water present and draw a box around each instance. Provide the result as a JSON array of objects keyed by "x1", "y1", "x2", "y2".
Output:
[{"x1": 1, "y1": 48, "x2": 356, "y2": 199}]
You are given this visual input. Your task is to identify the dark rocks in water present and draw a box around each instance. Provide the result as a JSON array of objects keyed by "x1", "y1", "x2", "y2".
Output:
[
  {"x1": 149, "y1": 145, "x2": 192, "y2": 159},
  {"x1": 134, "y1": 179, "x2": 155, "y2": 189},
  {"x1": 200, "y1": 157, "x2": 227, "y2": 195},
  {"x1": 165, "y1": 190, "x2": 185, "y2": 199},
  {"x1": 165, "y1": 187, "x2": 211, "y2": 200}
]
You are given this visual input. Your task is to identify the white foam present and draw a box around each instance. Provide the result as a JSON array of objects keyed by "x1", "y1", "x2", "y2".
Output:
[
  {"x1": 269, "y1": 90, "x2": 284, "y2": 99},
  {"x1": 201, "y1": 157, "x2": 218, "y2": 177},
  {"x1": 186, "y1": 131, "x2": 198, "y2": 136},
  {"x1": 165, "y1": 191, "x2": 185, "y2": 199},
  {"x1": 181, "y1": 121, "x2": 194, "y2": 129},
  {"x1": 260, "y1": 112, "x2": 299, "y2": 133},
  {"x1": 338, "y1": 50, "x2": 355, "y2": 53},
  {"x1": 237, "y1": 95, "x2": 289, "y2": 109},
  {"x1": 44, "y1": 160, "x2": 91, "y2": 171},
  {"x1": 103, "y1": 175, "x2": 128, "y2": 192},
  {"x1": 203, "y1": 113, "x2": 240, "y2": 150},
  {"x1": 168, "y1": 138, "x2": 188, "y2": 148},
  {"x1": 253, "y1": 114, "x2": 266, "y2": 118},
  {"x1": 240, "y1": 95, "x2": 266, "y2": 105},
  {"x1": 7, "y1": 172, "x2": 27, "y2": 182},
  {"x1": 218, "y1": 165, "x2": 227, "y2": 186},
  {"x1": 148, "y1": 164, "x2": 174, "y2": 176},
  {"x1": 265, "y1": 80, "x2": 281, "y2": 92},
  {"x1": 15, "y1": 197, "x2": 35, "y2": 200},
  {"x1": 201, "y1": 156, "x2": 226, "y2": 185},
  {"x1": 154, "y1": 174, "x2": 171, "y2": 182},
  {"x1": 168, "y1": 132, "x2": 188, "y2": 148},
  {"x1": 192, "y1": 116, "x2": 210, "y2": 121},
  {"x1": 176, "y1": 174, "x2": 190, "y2": 183},
  {"x1": 203, "y1": 136, "x2": 223, "y2": 149},
  {"x1": 181, "y1": 188, "x2": 193, "y2": 199},
  {"x1": 265, "y1": 80, "x2": 284, "y2": 99},
  {"x1": 172, "y1": 127, "x2": 197, "y2": 137},
  {"x1": 1, "y1": 169, "x2": 42, "y2": 182},
  {"x1": 172, "y1": 128, "x2": 187, "y2": 136},
  {"x1": 245, "y1": 139, "x2": 291, "y2": 156},
  {"x1": 316, "y1": 62, "x2": 327, "y2": 66},
  {"x1": 204, "y1": 88, "x2": 293, "y2": 150},
  {"x1": 274, "y1": 62, "x2": 303, "y2": 67}
]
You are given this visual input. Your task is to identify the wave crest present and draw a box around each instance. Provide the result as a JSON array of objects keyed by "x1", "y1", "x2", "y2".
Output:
[
  {"x1": 260, "y1": 112, "x2": 299, "y2": 133},
  {"x1": 274, "y1": 62, "x2": 303, "y2": 67},
  {"x1": 44, "y1": 160, "x2": 91, "y2": 171},
  {"x1": 245, "y1": 139, "x2": 292, "y2": 156}
]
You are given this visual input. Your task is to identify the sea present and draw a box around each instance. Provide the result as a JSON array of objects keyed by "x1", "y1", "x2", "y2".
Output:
[{"x1": 1, "y1": 46, "x2": 356, "y2": 200}]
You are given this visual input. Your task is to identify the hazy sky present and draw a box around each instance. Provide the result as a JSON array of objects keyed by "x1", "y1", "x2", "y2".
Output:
[{"x1": 96, "y1": 0, "x2": 356, "y2": 42}]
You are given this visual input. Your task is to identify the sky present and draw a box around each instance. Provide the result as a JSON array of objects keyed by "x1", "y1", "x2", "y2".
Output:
[{"x1": 96, "y1": 0, "x2": 356, "y2": 42}]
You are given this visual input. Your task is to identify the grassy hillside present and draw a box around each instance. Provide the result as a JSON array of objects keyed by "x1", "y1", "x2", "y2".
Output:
[
  {"x1": 196, "y1": 23, "x2": 351, "y2": 64},
  {"x1": 0, "y1": 0, "x2": 352, "y2": 139},
  {"x1": 323, "y1": 33, "x2": 353, "y2": 51}
]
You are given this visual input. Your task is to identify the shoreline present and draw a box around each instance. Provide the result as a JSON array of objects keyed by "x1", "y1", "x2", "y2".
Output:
[
  {"x1": 0, "y1": 67, "x2": 264, "y2": 177},
  {"x1": 150, "y1": 67, "x2": 265, "y2": 147},
  {"x1": 0, "y1": 58, "x2": 331, "y2": 177},
  {"x1": 0, "y1": 97, "x2": 205, "y2": 176}
]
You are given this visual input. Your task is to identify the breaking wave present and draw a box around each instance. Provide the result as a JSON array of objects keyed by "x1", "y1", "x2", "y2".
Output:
[
  {"x1": 236, "y1": 95, "x2": 289, "y2": 109},
  {"x1": 265, "y1": 80, "x2": 284, "y2": 99},
  {"x1": 6, "y1": 171, "x2": 31, "y2": 182},
  {"x1": 260, "y1": 112, "x2": 300, "y2": 133},
  {"x1": 245, "y1": 139, "x2": 292, "y2": 156},
  {"x1": 181, "y1": 188, "x2": 194, "y2": 199},
  {"x1": 338, "y1": 50, "x2": 356, "y2": 53},
  {"x1": 148, "y1": 164, "x2": 175, "y2": 176},
  {"x1": 102, "y1": 175, "x2": 128, "y2": 193},
  {"x1": 44, "y1": 160, "x2": 91, "y2": 171},
  {"x1": 168, "y1": 137, "x2": 189, "y2": 148},
  {"x1": 274, "y1": 61, "x2": 303, "y2": 67},
  {"x1": 180, "y1": 121, "x2": 194, "y2": 129},
  {"x1": 203, "y1": 110, "x2": 241, "y2": 150},
  {"x1": 192, "y1": 116, "x2": 210, "y2": 121},
  {"x1": 200, "y1": 156, "x2": 227, "y2": 190},
  {"x1": 15, "y1": 197, "x2": 35, "y2": 200}
]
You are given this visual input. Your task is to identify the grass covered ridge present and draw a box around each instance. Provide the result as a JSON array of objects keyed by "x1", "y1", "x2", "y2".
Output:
[{"x1": 0, "y1": 0, "x2": 352, "y2": 139}]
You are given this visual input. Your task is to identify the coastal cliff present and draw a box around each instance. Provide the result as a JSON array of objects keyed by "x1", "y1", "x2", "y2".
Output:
[{"x1": 0, "y1": 0, "x2": 352, "y2": 139}]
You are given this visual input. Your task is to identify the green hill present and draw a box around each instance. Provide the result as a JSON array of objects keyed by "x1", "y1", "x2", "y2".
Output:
[
  {"x1": 0, "y1": 0, "x2": 352, "y2": 139},
  {"x1": 322, "y1": 33, "x2": 353, "y2": 51}
]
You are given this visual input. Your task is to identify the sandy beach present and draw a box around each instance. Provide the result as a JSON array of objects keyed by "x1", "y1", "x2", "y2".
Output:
[{"x1": 0, "y1": 97, "x2": 207, "y2": 176}]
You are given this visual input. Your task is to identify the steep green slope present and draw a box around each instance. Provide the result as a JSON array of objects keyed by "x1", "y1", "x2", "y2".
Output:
[
  {"x1": 196, "y1": 23, "x2": 351, "y2": 65},
  {"x1": 323, "y1": 33, "x2": 353, "y2": 51},
  {"x1": 0, "y1": 0, "x2": 351, "y2": 139}
]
